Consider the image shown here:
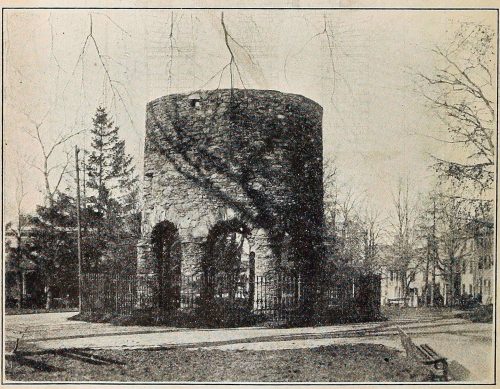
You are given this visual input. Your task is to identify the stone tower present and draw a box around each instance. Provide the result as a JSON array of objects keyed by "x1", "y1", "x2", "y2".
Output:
[{"x1": 137, "y1": 89, "x2": 324, "y2": 308}]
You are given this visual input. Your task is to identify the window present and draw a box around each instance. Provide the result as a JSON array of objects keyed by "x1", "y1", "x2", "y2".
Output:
[
  {"x1": 188, "y1": 93, "x2": 201, "y2": 108},
  {"x1": 462, "y1": 284, "x2": 466, "y2": 295},
  {"x1": 469, "y1": 284, "x2": 473, "y2": 295},
  {"x1": 470, "y1": 261, "x2": 474, "y2": 274},
  {"x1": 462, "y1": 261, "x2": 466, "y2": 274}
]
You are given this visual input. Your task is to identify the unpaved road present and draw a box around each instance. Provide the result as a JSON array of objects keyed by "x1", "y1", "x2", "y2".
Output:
[{"x1": 5, "y1": 312, "x2": 494, "y2": 383}]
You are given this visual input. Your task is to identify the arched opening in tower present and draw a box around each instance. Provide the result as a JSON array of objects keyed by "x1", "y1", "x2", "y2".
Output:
[
  {"x1": 202, "y1": 219, "x2": 251, "y2": 302},
  {"x1": 151, "y1": 221, "x2": 182, "y2": 310}
]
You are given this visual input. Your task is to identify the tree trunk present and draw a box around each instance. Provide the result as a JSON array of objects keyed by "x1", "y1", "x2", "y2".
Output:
[
  {"x1": 17, "y1": 271, "x2": 23, "y2": 308},
  {"x1": 401, "y1": 270, "x2": 408, "y2": 306},
  {"x1": 424, "y1": 242, "x2": 430, "y2": 306},
  {"x1": 430, "y1": 256, "x2": 436, "y2": 307},
  {"x1": 45, "y1": 285, "x2": 53, "y2": 310},
  {"x1": 43, "y1": 159, "x2": 54, "y2": 207},
  {"x1": 448, "y1": 258, "x2": 454, "y2": 307}
]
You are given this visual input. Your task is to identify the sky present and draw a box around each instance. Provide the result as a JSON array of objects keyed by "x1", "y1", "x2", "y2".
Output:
[{"x1": 3, "y1": 8, "x2": 497, "y2": 226}]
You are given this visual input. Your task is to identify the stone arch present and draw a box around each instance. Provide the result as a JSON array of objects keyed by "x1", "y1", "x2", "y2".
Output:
[
  {"x1": 202, "y1": 219, "x2": 251, "y2": 277},
  {"x1": 151, "y1": 220, "x2": 182, "y2": 310},
  {"x1": 202, "y1": 219, "x2": 252, "y2": 301}
]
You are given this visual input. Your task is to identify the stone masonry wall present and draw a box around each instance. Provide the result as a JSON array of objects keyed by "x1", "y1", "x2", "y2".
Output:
[{"x1": 138, "y1": 89, "x2": 324, "y2": 284}]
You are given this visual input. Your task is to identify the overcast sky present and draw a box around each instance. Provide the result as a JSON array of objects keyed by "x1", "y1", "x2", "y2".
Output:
[{"x1": 3, "y1": 8, "x2": 497, "y2": 225}]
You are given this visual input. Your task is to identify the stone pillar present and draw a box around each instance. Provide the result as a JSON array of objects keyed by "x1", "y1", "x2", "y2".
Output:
[
  {"x1": 137, "y1": 239, "x2": 154, "y2": 275},
  {"x1": 248, "y1": 228, "x2": 275, "y2": 276},
  {"x1": 180, "y1": 241, "x2": 204, "y2": 277},
  {"x1": 136, "y1": 239, "x2": 156, "y2": 310},
  {"x1": 248, "y1": 228, "x2": 279, "y2": 315}
]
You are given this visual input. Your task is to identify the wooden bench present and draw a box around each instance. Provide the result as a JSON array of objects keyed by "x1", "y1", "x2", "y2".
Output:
[
  {"x1": 397, "y1": 327, "x2": 448, "y2": 381},
  {"x1": 53, "y1": 297, "x2": 71, "y2": 308},
  {"x1": 387, "y1": 297, "x2": 408, "y2": 307}
]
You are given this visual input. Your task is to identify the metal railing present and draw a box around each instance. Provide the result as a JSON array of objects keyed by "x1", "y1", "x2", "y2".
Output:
[{"x1": 81, "y1": 271, "x2": 381, "y2": 323}]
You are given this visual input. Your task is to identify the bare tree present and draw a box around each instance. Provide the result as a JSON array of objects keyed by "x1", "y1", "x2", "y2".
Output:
[
  {"x1": 434, "y1": 193, "x2": 469, "y2": 306},
  {"x1": 360, "y1": 206, "x2": 385, "y2": 272},
  {"x1": 417, "y1": 23, "x2": 495, "y2": 195},
  {"x1": 335, "y1": 186, "x2": 362, "y2": 265},
  {"x1": 416, "y1": 23, "x2": 496, "y2": 306},
  {"x1": 416, "y1": 191, "x2": 441, "y2": 306},
  {"x1": 323, "y1": 158, "x2": 386, "y2": 273},
  {"x1": 21, "y1": 111, "x2": 78, "y2": 207},
  {"x1": 323, "y1": 158, "x2": 339, "y2": 232},
  {"x1": 390, "y1": 178, "x2": 420, "y2": 302}
]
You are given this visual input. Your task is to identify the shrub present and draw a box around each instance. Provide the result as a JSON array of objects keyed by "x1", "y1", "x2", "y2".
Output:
[
  {"x1": 71, "y1": 300, "x2": 267, "y2": 328},
  {"x1": 196, "y1": 298, "x2": 265, "y2": 328},
  {"x1": 5, "y1": 296, "x2": 18, "y2": 309},
  {"x1": 457, "y1": 295, "x2": 481, "y2": 310},
  {"x1": 319, "y1": 302, "x2": 387, "y2": 325},
  {"x1": 456, "y1": 304, "x2": 492, "y2": 323}
]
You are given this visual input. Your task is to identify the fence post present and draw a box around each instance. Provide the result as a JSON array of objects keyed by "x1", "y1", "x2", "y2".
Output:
[{"x1": 248, "y1": 253, "x2": 255, "y2": 311}]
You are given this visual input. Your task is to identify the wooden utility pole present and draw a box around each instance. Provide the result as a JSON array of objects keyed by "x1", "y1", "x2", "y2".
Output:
[
  {"x1": 75, "y1": 146, "x2": 83, "y2": 312},
  {"x1": 430, "y1": 197, "x2": 437, "y2": 307},
  {"x1": 82, "y1": 149, "x2": 87, "y2": 210}
]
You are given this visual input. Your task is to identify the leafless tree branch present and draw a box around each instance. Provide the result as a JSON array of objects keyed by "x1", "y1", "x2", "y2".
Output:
[{"x1": 220, "y1": 12, "x2": 247, "y2": 92}]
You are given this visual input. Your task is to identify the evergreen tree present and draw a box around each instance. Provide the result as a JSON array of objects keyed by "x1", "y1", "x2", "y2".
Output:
[
  {"x1": 87, "y1": 107, "x2": 137, "y2": 213},
  {"x1": 84, "y1": 107, "x2": 140, "y2": 273},
  {"x1": 5, "y1": 215, "x2": 31, "y2": 308},
  {"x1": 24, "y1": 193, "x2": 79, "y2": 308}
]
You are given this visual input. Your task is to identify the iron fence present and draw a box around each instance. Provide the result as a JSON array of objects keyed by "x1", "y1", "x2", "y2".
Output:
[{"x1": 81, "y1": 271, "x2": 381, "y2": 323}]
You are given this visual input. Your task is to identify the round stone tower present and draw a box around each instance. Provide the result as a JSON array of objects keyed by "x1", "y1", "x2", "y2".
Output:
[{"x1": 137, "y1": 89, "x2": 323, "y2": 306}]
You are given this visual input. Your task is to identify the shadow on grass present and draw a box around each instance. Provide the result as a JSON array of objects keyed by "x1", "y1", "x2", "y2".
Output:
[
  {"x1": 6, "y1": 354, "x2": 62, "y2": 373},
  {"x1": 53, "y1": 349, "x2": 126, "y2": 366},
  {"x1": 8, "y1": 349, "x2": 126, "y2": 371}
]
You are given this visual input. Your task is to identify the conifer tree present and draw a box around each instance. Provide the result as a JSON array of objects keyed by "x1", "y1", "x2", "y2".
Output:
[
  {"x1": 84, "y1": 107, "x2": 140, "y2": 273},
  {"x1": 25, "y1": 193, "x2": 79, "y2": 308},
  {"x1": 87, "y1": 107, "x2": 137, "y2": 214}
]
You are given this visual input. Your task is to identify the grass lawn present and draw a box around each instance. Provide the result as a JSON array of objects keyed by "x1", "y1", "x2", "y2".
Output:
[{"x1": 6, "y1": 344, "x2": 431, "y2": 382}]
